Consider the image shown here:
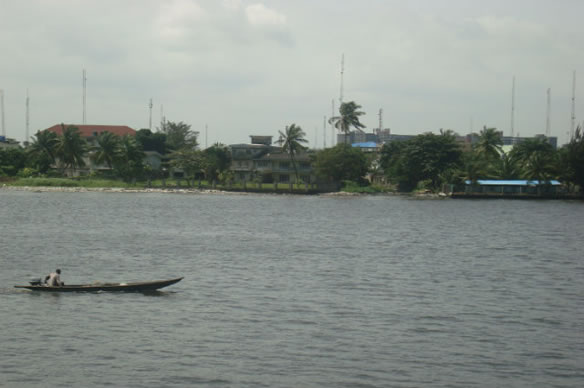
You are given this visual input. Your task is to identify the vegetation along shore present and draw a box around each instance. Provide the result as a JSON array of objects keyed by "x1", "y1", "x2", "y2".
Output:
[{"x1": 1, "y1": 101, "x2": 583, "y2": 197}]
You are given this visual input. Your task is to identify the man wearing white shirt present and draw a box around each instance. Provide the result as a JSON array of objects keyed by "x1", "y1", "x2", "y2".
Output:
[{"x1": 45, "y1": 269, "x2": 64, "y2": 287}]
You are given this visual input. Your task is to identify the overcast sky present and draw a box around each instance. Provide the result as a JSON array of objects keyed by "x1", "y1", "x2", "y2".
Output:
[{"x1": 1, "y1": 0, "x2": 583, "y2": 146}]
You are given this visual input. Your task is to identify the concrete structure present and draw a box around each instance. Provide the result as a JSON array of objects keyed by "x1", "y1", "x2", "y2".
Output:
[{"x1": 229, "y1": 135, "x2": 315, "y2": 185}]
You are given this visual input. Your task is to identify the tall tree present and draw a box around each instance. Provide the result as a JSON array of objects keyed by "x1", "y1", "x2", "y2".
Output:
[
  {"x1": 54, "y1": 124, "x2": 88, "y2": 175},
  {"x1": 169, "y1": 149, "x2": 204, "y2": 187},
  {"x1": 202, "y1": 143, "x2": 231, "y2": 184},
  {"x1": 380, "y1": 133, "x2": 462, "y2": 191},
  {"x1": 475, "y1": 126, "x2": 503, "y2": 161},
  {"x1": 329, "y1": 101, "x2": 366, "y2": 144},
  {"x1": 135, "y1": 128, "x2": 167, "y2": 154},
  {"x1": 562, "y1": 125, "x2": 584, "y2": 193},
  {"x1": 28, "y1": 130, "x2": 58, "y2": 173},
  {"x1": 115, "y1": 135, "x2": 145, "y2": 183},
  {"x1": 276, "y1": 124, "x2": 308, "y2": 183},
  {"x1": 509, "y1": 136, "x2": 557, "y2": 182},
  {"x1": 160, "y1": 121, "x2": 198, "y2": 151},
  {"x1": 92, "y1": 131, "x2": 120, "y2": 169},
  {"x1": 313, "y1": 143, "x2": 370, "y2": 184}
]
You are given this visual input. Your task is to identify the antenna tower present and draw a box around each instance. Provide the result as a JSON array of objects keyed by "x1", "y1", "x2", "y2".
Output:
[
  {"x1": 0, "y1": 89, "x2": 5, "y2": 137},
  {"x1": 511, "y1": 76, "x2": 515, "y2": 138},
  {"x1": 571, "y1": 70, "x2": 576, "y2": 139},
  {"x1": 546, "y1": 88, "x2": 551, "y2": 136},
  {"x1": 323, "y1": 115, "x2": 326, "y2": 148},
  {"x1": 339, "y1": 54, "x2": 344, "y2": 106},
  {"x1": 82, "y1": 69, "x2": 87, "y2": 124},
  {"x1": 26, "y1": 89, "x2": 30, "y2": 143},
  {"x1": 331, "y1": 99, "x2": 335, "y2": 147},
  {"x1": 149, "y1": 98, "x2": 153, "y2": 130},
  {"x1": 378, "y1": 108, "x2": 383, "y2": 134}
]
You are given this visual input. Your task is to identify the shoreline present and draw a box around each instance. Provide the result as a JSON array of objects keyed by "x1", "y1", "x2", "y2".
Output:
[{"x1": 0, "y1": 184, "x2": 371, "y2": 197}]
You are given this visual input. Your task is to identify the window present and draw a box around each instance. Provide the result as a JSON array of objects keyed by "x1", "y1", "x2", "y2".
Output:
[
  {"x1": 280, "y1": 162, "x2": 290, "y2": 169},
  {"x1": 257, "y1": 160, "x2": 269, "y2": 168},
  {"x1": 279, "y1": 174, "x2": 290, "y2": 183}
]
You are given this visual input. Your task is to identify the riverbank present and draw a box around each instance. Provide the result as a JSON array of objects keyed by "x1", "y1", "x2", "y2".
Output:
[{"x1": 0, "y1": 184, "x2": 377, "y2": 197}]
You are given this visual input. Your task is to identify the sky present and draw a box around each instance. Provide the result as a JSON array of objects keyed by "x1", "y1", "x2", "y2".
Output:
[{"x1": 1, "y1": 0, "x2": 583, "y2": 147}]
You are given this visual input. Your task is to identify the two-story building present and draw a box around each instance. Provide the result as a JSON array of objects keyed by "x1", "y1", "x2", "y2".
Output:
[{"x1": 229, "y1": 135, "x2": 314, "y2": 185}]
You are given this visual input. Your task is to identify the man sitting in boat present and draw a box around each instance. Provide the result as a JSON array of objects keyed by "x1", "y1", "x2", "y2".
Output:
[{"x1": 44, "y1": 269, "x2": 64, "y2": 287}]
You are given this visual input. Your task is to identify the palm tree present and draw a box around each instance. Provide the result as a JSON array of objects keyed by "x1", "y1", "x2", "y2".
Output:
[
  {"x1": 28, "y1": 130, "x2": 58, "y2": 172},
  {"x1": 54, "y1": 124, "x2": 88, "y2": 176},
  {"x1": 276, "y1": 123, "x2": 308, "y2": 185},
  {"x1": 116, "y1": 135, "x2": 145, "y2": 183},
  {"x1": 475, "y1": 126, "x2": 503, "y2": 161},
  {"x1": 329, "y1": 101, "x2": 366, "y2": 144},
  {"x1": 92, "y1": 131, "x2": 120, "y2": 169}
]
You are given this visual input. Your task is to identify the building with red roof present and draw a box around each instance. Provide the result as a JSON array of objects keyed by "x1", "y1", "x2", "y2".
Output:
[{"x1": 44, "y1": 124, "x2": 136, "y2": 139}]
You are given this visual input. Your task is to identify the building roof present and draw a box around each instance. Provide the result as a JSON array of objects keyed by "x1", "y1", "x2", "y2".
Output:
[
  {"x1": 465, "y1": 180, "x2": 561, "y2": 186},
  {"x1": 352, "y1": 141, "x2": 378, "y2": 148},
  {"x1": 45, "y1": 124, "x2": 136, "y2": 137}
]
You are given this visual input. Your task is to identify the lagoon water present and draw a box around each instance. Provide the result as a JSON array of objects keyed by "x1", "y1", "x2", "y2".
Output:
[{"x1": 0, "y1": 189, "x2": 583, "y2": 387}]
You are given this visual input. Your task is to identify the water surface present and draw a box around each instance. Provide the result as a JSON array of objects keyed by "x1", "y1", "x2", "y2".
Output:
[{"x1": 1, "y1": 190, "x2": 582, "y2": 387}]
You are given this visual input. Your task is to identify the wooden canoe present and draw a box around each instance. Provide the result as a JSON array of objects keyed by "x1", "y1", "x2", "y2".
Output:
[{"x1": 14, "y1": 277, "x2": 183, "y2": 292}]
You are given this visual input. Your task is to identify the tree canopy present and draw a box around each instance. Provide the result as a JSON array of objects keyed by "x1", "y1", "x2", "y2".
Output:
[
  {"x1": 312, "y1": 143, "x2": 369, "y2": 184},
  {"x1": 277, "y1": 124, "x2": 308, "y2": 183},
  {"x1": 329, "y1": 101, "x2": 366, "y2": 143},
  {"x1": 380, "y1": 132, "x2": 463, "y2": 191}
]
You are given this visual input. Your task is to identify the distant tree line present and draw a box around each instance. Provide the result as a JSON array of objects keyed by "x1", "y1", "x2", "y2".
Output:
[{"x1": 1, "y1": 102, "x2": 583, "y2": 194}]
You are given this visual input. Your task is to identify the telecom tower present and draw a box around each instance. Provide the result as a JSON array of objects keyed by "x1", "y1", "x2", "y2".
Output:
[
  {"x1": 546, "y1": 88, "x2": 551, "y2": 137},
  {"x1": 149, "y1": 98, "x2": 153, "y2": 130},
  {"x1": 339, "y1": 54, "x2": 344, "y2": 106},
  {"x1": 331, "y1": 99, "x2": 335, "y2": 147},
  {"x1": 571, "y1": 70, "x2": 576, "y2": 139},
  {"x1": 82, "y1": 69, "x2": 87, "y2": 124},
  {"x1": 1, "y1": 89, "x2": 5, "y2": 138},
  {"x1": 510, "y1": 76, "x2": 515, "y2": 138},
  {"x1": 377, "y1": 109, "x2": 383, "y2": 134},
  {"x1": 323, "y1": 115, "x2": 326, "y2": 148},
  {"x1": 26, "y1": 90, "x2": 30, "y2": 144}
]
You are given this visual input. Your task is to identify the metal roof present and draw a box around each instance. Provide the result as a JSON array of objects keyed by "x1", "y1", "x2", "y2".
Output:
[
  {"x1": 352, "y1": 142, "x2": 378, "y2": 148},
  {"x1": 465, "y1": 180, "x2": 561, "y2": 186}
]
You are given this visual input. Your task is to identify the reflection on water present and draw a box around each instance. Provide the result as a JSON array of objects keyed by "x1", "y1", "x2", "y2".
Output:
[{"x1": 1, "y1": 190, "x2": 583, "y2": 388}]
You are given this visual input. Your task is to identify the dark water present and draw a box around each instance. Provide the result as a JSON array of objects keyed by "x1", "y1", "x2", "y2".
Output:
[{"x1": 0, "y1": 190, "x2": 583, "y2": 387}]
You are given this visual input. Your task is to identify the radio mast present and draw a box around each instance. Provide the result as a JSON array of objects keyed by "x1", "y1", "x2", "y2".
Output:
[
  {"x1": 323, "y1": 115, "x2": 326, "y2": 148},
  {"x1": 571, "y1": 70, "x2": 576, "y2": 139},
  {"x1": 510, "y1": 76, "x2": 515, "y2": 138},
  {"x1": 82, "y1": 69, "x2": 87, "y2": 124},
  {"x1": 149, "y1": 98, "x2": 153, "y2": 130},
  {"x1": 0, "y1": 89, "x2": 5, "y2": 137},
  {"x1": 339, "y1": 54, "x2": 344, "y2": 106},
  {"x1": 25, "y1": 89, "x2": 30, "y2": 144},
  {"x1": 331, "y1": 99, "x2": 335, "y2": 147},
  {"x1": 378, "y1": 108, "x2": 383, "y2": 134},
  {"x1": 546, "y1": 88, "x2": 551, "y2": 136}
]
